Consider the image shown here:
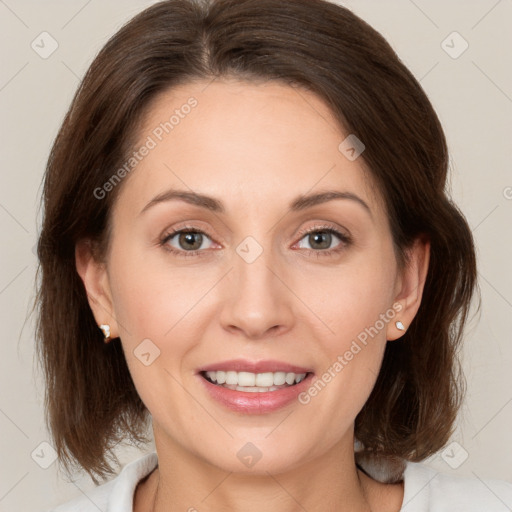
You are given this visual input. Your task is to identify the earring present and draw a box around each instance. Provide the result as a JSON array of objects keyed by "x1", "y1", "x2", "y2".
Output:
[
  {"x1": 395, "y1": 321, "x2": 405, "y2": 331},
  {"x1": 99, "y1": 324, "x2": 111, "y2": 343}
]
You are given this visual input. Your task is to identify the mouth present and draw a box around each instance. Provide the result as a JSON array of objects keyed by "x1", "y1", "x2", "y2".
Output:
[
  {"x1": 199, "y1": 370, "x2": 313, "y2": 393},
  {"x1": 196, "y1": 363, "x2": 317, "y2": 414}
]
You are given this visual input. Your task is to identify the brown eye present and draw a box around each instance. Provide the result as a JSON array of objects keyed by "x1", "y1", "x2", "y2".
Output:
[
  {"x1": 307, "y1": 231, "x2": 334, "y2": 250},
  {"x1": 297, "y1": 228, "x2": 348, "y2": 252},
  {"x1": 161, "y1": 229, "x2": 214, "y2": 255},
  {"x1": 177, "y1": 232, "x2": 204, "y2": 251}
]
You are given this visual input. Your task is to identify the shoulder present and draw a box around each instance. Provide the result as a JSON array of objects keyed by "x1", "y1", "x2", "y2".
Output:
[
  {"x1": 47, "y1": 452, "x2": 158, "y2": 512},
  {"x1": 402, "y1": 461, "x2": 512, "y2": 511}
]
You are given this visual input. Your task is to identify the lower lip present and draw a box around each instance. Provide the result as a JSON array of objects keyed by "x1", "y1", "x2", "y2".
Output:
[{"x1": 197, "y1": 372, "x2": 315, "y2": 414}]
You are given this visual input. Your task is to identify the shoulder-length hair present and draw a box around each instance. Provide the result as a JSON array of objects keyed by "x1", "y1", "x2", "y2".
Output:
[{"x1": 35, "y1": 0, "x2": 478, "y2": 483}]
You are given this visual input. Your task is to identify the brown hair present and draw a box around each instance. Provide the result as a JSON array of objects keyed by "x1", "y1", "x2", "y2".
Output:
[{"x1": 35, "y1": 0, "x2": 478, "y2": 483}]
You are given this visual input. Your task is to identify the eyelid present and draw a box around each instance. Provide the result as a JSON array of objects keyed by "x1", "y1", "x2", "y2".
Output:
[
  {"x1": 159, "y1": 224, "x2": 217, "y2": 254},
  {"x1": 292, "y1": 223, "x2": 352, "y2": 254},
  {"x1": 294, "y1": 222, "x2": 351, "y2": 241},
  {"x1": 159, "y1": 221, "x2": 216, "y2": 242}
]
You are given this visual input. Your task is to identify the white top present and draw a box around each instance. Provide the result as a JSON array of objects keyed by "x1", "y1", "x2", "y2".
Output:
[{"x1": 49, "y1": 451, "x2": 512, "y2": 511}]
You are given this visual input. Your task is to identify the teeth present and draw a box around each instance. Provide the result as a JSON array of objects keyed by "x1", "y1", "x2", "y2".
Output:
[{"x1": 204, "y1": 370, "x2": 307, "y2": 388}]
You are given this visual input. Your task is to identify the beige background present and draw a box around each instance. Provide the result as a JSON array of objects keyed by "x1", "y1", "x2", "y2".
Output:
[{"x1": 0, "y1": 0, "x2": 511, "y2": 510}]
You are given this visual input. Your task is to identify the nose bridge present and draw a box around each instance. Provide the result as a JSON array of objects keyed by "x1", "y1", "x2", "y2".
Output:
[
  {"x1": 235, "y1": 236, "x2": 276, "y2": 295},
  {"x1": 219, "y1": 235, "x2": 294, "y2": 338}
]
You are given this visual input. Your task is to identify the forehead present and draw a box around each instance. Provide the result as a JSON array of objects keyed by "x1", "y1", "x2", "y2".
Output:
[{"x1": 114, "y1": 78, "x2": 384, "y2": 221}]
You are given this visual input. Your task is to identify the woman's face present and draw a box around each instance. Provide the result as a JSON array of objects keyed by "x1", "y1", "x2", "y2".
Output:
[{"x1": 81, "y1": 78, "x2": 426, "y2": 474}]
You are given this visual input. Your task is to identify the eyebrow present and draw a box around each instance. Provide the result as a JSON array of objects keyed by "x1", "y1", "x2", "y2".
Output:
[{"x1": 139, "y1": 188, "x2": 372, "y2": 218}]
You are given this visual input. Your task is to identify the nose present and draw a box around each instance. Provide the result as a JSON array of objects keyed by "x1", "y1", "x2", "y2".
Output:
[{"x1": 219, "y1": 245, "x2": 296, "y2": 340}]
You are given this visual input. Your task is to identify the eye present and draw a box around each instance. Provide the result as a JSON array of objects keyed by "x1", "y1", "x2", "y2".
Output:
[
  {"x1": 160, "y1": 228, "x2": 215, "y2": 257},
  {"x1": 295, "y1": 225, "x2": 351, "y2": 257}
]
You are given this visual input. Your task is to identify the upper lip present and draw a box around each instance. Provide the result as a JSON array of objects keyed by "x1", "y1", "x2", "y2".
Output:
[{"x1": 197, "y1": 359, "x2": 314, "y2": 374}]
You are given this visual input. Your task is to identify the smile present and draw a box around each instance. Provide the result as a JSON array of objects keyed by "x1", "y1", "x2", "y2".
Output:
[{"x1": 201, "y1": 370, "x2": 310, "y2": 393}]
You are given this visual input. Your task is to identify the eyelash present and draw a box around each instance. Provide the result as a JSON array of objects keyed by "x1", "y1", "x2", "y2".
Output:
[{"x1": 159, "y1": 224, "x2": 352, "y2": 259}]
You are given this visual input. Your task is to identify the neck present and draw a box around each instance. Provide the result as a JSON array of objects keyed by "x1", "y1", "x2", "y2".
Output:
[{"x1": 143, "y1": 427, "x2": 375, "y2": 512}]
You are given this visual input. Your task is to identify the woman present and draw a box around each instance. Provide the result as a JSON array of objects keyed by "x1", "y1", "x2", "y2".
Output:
[{"x1": 35, "y1": 0, "x2": 512, "y2": 510}]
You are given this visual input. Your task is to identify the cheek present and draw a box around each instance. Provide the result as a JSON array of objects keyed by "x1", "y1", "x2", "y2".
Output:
[
  {"x1": 107, "y1": 246, "x2": 197, "y2": 414},
  {"x1": 106, "y1": 240, "x2": 211, "y2": 405},
  {"x1": 108, "y1": 240, "x2": 198, "y2": 341},
  {"x1": 299, "y1": 272, "x2": 394, "y2": 431},
  {"x1": 305, "y1": 254, "x2": 396, "y2": 344},
  {"x1": 298, "y1": 246, "x2": 397, "y2": 412}
]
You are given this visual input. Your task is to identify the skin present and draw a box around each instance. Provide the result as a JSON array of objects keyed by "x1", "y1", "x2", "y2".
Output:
[{"x1": 76, "y1": 78, "x2": 429, "y2": 512}]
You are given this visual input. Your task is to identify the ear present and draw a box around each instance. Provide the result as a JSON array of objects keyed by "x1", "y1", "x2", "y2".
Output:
[
  {"x1": 386, "y1": 235, "x2": 430, "y2": 341},
  {"x1": 75, "y1": 239, "x2": 119, "y2": 339}
]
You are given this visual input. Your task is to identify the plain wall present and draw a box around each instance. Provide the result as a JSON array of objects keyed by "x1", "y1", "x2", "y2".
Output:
[{"x1": 0, "y1": 0, "x2": 510, "y2": 510}]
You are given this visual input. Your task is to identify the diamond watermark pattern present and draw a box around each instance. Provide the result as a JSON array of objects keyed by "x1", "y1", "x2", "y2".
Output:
[
  {"x1": 236, "y1": 236, "x2": 263, "y2": 264},
  {"x1": 134, "y1": 338, "x2": 161, "y2": 366},
  {"x1": 31, "y1": 441, "x2": 58, "y2": 469},
  {"x1": 441, "y1": 31, "x2": 469, "y2": 59},
  {"x1": 31, "y1": 31, "x2": 59, "y2": 59},
  {"x1": 237, "y1": 442, "x2": 263, "y2": 468},
  {"x1": 441, "y1": 441, "x2": 469, "y2": 469},
  {"x1": 338, "y1": 134, "x2": 365, "y2": 161}
]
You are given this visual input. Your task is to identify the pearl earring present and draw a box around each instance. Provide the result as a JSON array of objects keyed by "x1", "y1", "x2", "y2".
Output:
[
  {"x1": 395, "y1": 321, "x2": 405, "y2": 331},
  {"x1": 99, "y1": 324, "x2": 111, "y2": 342}
]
